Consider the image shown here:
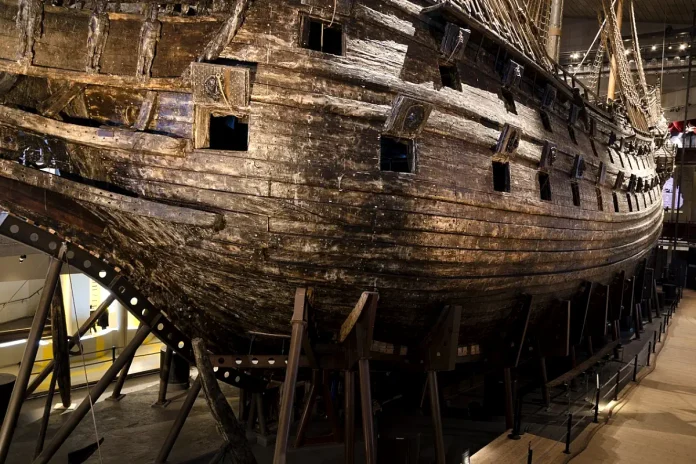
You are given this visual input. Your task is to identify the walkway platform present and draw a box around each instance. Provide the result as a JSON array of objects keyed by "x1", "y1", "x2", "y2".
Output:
[{"x1": 472, "y1": 290, "x2": 684, "y2": 464}]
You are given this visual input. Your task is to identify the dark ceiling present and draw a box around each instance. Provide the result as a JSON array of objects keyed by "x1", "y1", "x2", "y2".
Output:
[{"x1": 565, "y1": 0, "x2": 694, "y2": 24}]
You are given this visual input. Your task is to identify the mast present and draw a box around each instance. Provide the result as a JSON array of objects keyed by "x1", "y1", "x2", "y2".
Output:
[
  {"x1": 606, "y1": 0, "x2": 624, "y2": 101},
  {"x1": 546, "y1": 0, "x2": 564, "y2": 61}
]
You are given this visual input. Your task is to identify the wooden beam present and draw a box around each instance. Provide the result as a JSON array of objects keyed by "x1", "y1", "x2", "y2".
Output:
[
  {"x1": 136, "y1": 5, "x2": 161, "y2": 80},
  {"x1": 0, "y1": 105, "x2": 190, "y2": 157},
  {"x1": 342, "y1": 292, "x2": 379, "y2": 367},
  {"x1": 585, "y1": 283, "x2": 610, "y2": 337},
  {"x1": 192, "y1": 338, "x2": 257, "y2": 464},
  {"x1": 340, "y1": 292, "x2": 377, "y2": 343},
  {"x1": 538, "y1": 300, "x2": 570, "y2": 357},
  {"x1": 546, "y1": 339, "x2": 620, "y2": 389},
  {"x1": 608, "y1": 271, "x2": 626, "y2": 321},
  {"x1": 420, "y1": 305, "x2": 461, "y2": 371},
  {"x1": 0, "y1": 161, "x2": 221, "y2": 227},
  {"x1": 37, "y1": 82, "x2": 86, "y2": 119},
  {"x1": 133, "y1": 91, "x2": 158, "y2": 131},
  {"x1": 0, "y1": 73, "x2": 18, "y2": 95},
  {"x1": 198, "y1": 0, "x2": 250, "y2": 62},
  {"x1": 0, "y1": 176, "x2": 106, "y2": 236},
  {"x1": 571, "y1": 281, "x2": 595, "y2": 345},
  {"x1": 509, "y1": 294, "x2": 533, "y2": 368}
]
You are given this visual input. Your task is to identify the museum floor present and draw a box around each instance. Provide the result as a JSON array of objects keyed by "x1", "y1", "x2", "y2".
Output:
[{"x1": 573, "y1": 289, "x2": 696, "y2": 463}]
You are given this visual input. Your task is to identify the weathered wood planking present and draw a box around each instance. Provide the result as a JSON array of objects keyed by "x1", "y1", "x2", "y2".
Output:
[{"x1": 0, "y1": 0, "x2": 666, "y2": 350}]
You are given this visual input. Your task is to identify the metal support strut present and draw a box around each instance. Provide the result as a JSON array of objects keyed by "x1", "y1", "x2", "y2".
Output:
[
  {"x1": 155, "y1": 346, "x2": 173, "y2": 406},
  {"x1": 26, "y1": 294, "x2": 117, "y2": 396},
  {"x1": 155, "y1": 377, "x2": 202, "y2": 463},
  {"x1": 0, "y1": 246, "x2": 65, "y2": 464},
  {"x1": 33, "y1": 319, "x2": 159, "y2": 464}
]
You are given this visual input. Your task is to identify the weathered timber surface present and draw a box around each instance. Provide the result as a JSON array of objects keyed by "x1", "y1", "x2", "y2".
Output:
[{"x1": 0, "y1": 0, "x2": 666, "y2": 351}]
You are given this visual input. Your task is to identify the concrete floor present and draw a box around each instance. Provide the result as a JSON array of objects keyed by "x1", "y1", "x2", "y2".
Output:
[{"x1": 6, "y1": 374, "x2": 367, "y2": 464}]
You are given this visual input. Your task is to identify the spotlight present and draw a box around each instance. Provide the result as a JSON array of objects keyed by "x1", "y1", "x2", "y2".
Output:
[{"x1": 19, "y1": 255, "x2": 26, "y2": 263}]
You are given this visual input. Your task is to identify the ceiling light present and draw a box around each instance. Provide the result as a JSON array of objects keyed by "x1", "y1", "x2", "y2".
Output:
[
  {"x1": 651, "y1": 45, "x2": 657, "y2": 51},
  {"x1": 624, "y1": 49, "x2": 631, "y2": 55},
  {"x1": 570, "y1": 53, "x2": 579, "y2": 59},
  {"x1": 669, "y1": 46, "x2": 673, "y2": 50},
  {"x1": 680, "y1": 43, "x2": 687, "y2": 50}
]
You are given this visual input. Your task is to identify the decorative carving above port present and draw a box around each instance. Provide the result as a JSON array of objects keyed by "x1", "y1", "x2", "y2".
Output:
[
  {"x1": 384, "y1": 95, "x2": 432, "y2": 138},
  {"x1": 191, "y1": 62, "x2": 250, "y2": 108}
]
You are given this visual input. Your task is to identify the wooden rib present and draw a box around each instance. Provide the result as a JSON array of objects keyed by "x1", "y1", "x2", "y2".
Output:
[
  {"x1": 37, "y1": 82, "x2": 86, "y2": 119},
  {"x1": 133, "y1": 91, "x2": 158, "y2": 131},
  {"x1": 198, "y1": 0, "x2": 250, "y2": 62}
]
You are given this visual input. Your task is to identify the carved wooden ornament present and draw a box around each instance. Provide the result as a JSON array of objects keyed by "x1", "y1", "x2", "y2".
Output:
[
  {"x1": 191, "y1": 62, "x2": 250, "y2": 108},
  {"x1": 384, "y1": 95, "x2": 433, "y2": 138}
]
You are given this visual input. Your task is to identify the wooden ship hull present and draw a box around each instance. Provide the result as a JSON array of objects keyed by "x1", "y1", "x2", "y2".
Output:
[{"x1": 0, "y1": 0, "x2": 669, "y2": 355}]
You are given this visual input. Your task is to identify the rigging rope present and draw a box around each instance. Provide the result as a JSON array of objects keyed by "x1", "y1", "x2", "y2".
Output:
[
  {"x1": 572, "y1": 0, "x2": 617, "y2": 75},
  {"x1": 64, "y1": 255, "x2": 104, "y2": 464}
]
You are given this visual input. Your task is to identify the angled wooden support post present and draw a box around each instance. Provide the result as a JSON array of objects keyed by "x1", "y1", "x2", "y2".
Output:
[
  {"x1": 33, "y1": 319, "x2": 159, "y2": 464},
  {"x1": 344, "y1": 370, "x2": 355, "y2": 464},
  {"x1": 503, "y1": 367, "x2": 514, "y2": 431},
  {"x1": 192, "y1": 338, "x2": 257, "y2": 464},
  {"x1": 340, "y1": 292, "x2": 379, "y2": 464},
  {"x1": 154, "y1": 346, "x2": 174, "y2": 407},
  {"x1": 50, "y1": 280, "x2": 71, "y2": 409},
  {"x1": 421, "y1": 304, "x2": 462, "y2": 463},
  {"x1": 295, "y1": 370, "x2": 319, "y2": 448},
  {"x1": 273, "y1": 288, "x2": 313, "y2": 464},
  {"x1": 295, "y1": 369, "x2": 340, "y2": 447},
  {"x1": 538, "y1": 356, "x2": 550, "y2": 408},
  {"x1": 155, "y1": 377, "x2": 202, "y2": 463},
  {"x1": 634, "y1": 303, "x2": 642, "y2": 339},
  {"x1": 0, "y1": 245, "x2": 65, "y2": 464},
  {"x1": 27, "y1": 293, "x2": 117, "y2": 396}
]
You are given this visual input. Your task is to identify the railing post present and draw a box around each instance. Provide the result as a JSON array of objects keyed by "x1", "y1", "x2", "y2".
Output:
[
  {"x1": 647, "y1": 342, "x2": 652, "y2": 366},
  {"x1": 614, "y1": 369, "x2": 620, "y2": 401},
  {"x1": 527, "y1": 442, "x2": 533, "y2": 464},
  {"x1": 633, "y1": 354, "x2": 638, "y2": 382},
  {"x1": 564, "y1": 413, "x2": 572, "y2": 454},
  {"x1": 112, "y1": 345, "x2": 116, "y2": 364},
  {"x1": 658, "y1": 324, "x2": 662, "y2": 343}
]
